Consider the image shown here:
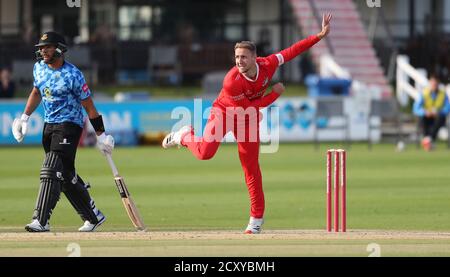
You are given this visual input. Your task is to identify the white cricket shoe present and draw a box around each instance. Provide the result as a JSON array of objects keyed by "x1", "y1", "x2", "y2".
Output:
[
  {"x1": 78, "y1": 210, "x2": 106, "y2": 232},
  {"x1": 162, "y1": 126, "x2": 192, "y2": 148},
  {"x1": 244, "y1": 217, "x2": 264, "y2": 234},
  {"x1": 25, "y1": 219, "x2": 50, "y2": 232}
]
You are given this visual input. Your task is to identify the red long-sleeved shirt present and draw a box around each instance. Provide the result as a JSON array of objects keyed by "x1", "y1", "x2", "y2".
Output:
[{"x1": 215, "y1": 35, "x2": 321, "y2": 110}]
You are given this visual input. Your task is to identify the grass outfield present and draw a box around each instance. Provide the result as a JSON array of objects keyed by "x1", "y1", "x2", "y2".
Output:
[{"x1": 1, "y1": 143, "x2": 450, "y2": 256}]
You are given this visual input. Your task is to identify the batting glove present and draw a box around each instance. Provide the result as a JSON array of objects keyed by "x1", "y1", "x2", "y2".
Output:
[
  {"x1": 96, "y1": 133, "x2": 115, "y2": 156},
  {"x1": 12, "y1": 114, "x2": 30, "y2": 143}
]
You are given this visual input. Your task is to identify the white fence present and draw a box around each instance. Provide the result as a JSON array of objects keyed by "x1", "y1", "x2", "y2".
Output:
[
  {"x1": 320, "y1": 55, "x2": 382, "y2": 101},
  {"x1": 396, "y1": 55, "x2": 428, "y2": 106},
  {"x1": 396, "y1": 54, "x2": 450, "y2": 107}
]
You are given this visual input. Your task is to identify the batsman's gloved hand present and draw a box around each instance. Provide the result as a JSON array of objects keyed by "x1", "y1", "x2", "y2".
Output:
[
  {"x1": 96, "y1": 133, "x2": 115, "y2": 156},
  {"x1": 12, "y1": 114, "x2": 30, "y2": 143}
]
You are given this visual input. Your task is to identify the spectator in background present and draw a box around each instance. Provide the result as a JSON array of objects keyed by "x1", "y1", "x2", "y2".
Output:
[
  {"x1": 22, "y1": 22, "x2": 38, "y2": 46},
  {"x1": 89, "y1": 24, "x2": 116, "y2": 84},
  {"x1": 90, "y1": 24, "x2": 115, "y2": 44},
  {"x1": 0, "y1": 68, "x2": 16, "y2": 98},
  {"x1": 436, "y1": 39, "x2": 450, "y2": 82},
  {"x1": 255, "y1": 27, "x2": 272, "y2": 57},
  {"x1": 299, "y1": 52, "x2": 315, "y2": 82},
  {"x1": 177, "y1": 22, "x2": 199, "y2": 47},
  {"x1": 413, "y1": 74, "x2": 450, "y2": 151}
]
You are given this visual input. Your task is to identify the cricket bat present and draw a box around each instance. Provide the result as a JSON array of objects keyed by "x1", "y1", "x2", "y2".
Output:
[{"x1": 105, "y1": 154, "x2": 147, "y2": 231}]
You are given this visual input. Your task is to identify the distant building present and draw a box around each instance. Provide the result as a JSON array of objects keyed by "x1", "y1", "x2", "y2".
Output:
[{"x1": 1, "y1": 0, "x2": 450, "y2": 84}]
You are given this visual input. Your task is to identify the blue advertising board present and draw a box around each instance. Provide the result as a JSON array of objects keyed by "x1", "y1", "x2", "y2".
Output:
[{"x1": 0, "y1": 99, "x2": 212, "y2": 145}]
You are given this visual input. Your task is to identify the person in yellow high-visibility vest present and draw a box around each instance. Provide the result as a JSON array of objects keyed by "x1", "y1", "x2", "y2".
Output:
[{"x1": 413, "y1": 74, "x2": 450, "y2": 151}]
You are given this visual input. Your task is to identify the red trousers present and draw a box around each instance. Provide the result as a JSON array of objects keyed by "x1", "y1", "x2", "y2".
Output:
[{"x1": 181, "y1": 106, "x2": 264, "y2": 218}]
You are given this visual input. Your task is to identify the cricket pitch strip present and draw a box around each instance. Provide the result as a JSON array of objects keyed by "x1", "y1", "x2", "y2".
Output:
[
  {"x1": 1, "y1": 230, "x2": 450, "y2": 256},
  {"x1": 2, "y1": 229, "x2": 450, "y2": 241}
]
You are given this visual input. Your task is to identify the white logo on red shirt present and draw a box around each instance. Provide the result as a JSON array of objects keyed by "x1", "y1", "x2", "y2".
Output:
[
  {"x1": 231, "y1": 94, "x2": 245, "y2": 101},
  {"x1": 248, "y1": 90, "x2": 264, "y2": 100}
]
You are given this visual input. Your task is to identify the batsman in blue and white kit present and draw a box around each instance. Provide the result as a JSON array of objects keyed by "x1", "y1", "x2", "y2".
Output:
[{"x1": 11, "y1": 31, "x2": 115, "y2": 232}]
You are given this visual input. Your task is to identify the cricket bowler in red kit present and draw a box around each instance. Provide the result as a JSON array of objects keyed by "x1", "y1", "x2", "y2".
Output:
[{"x1": 163, "y1": 13, "x2": 332, "y2": 234}]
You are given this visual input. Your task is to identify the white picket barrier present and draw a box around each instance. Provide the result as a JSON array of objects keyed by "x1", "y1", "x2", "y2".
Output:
[
  {"x1": 395, "y1": 55, "x2": 428, "y2": 107},
  {"x1": 396, "y1": 55, "x2": 450, "y2": 107},
  {"x1": 320, "y1": 54, "x2": 382, "y2": 101}
]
